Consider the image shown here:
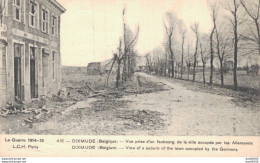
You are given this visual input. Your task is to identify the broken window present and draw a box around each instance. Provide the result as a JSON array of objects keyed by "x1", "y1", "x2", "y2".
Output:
[
  {"x1": 29, "y1": 1, "x2": 37, "y2": 28},
  {"x1": 42, "y1": 8, "x2": 48, "y2": 33},
  {"x1": 13, "y1": 0, "x2": 21, "y2": 21},
  {"x1": 51, "y1": 15, "x2": 56, "y2": 36}
]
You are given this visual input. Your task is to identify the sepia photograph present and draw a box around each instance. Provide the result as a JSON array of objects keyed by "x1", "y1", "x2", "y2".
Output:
[{"x1": 0, "y1": 0, "x2": 259, "y2": 137}]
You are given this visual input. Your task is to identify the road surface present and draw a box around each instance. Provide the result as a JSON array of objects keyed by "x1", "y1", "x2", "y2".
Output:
[{"x1": 122, "y1": 73, "x2": 260, "y2": 136}]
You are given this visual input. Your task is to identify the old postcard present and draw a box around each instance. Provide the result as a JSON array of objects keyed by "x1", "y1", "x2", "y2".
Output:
[{"x1": 0, "y1": 0, "x2": 259, "y2": 157}]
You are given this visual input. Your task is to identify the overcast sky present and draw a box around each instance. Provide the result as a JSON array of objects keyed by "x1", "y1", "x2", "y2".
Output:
[{"x1": 58, "y1": 0, "x2": 212, "y2": 66}]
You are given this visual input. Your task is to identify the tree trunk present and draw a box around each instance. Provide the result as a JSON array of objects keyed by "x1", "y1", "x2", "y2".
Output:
[
  {"x1": 187, "y1": 66, "x2": 190, "y2": 80},
  {"x1": 181, "y1": 38, "x2": 184, "y2": 79},
  {"x1": 209, "y1": 27, "x2": 215, "y2": 86},
  {"x1": 116, "y1": 60, "x2": 121, "y2": 88},
  {"x1": 168, "y1": 66, "x2": 171, "y2": 78},
  {"x1": 122, "y1": 53, "x2": 127, "y2": 83},
  {"x1": 164, "y1": 65, "x2": 167, "y2": 76},
  {"x1": 178, "y1": 64, "x2": 179, "y2": 78},
  {"x1": 203, "y1": 63, "x2": 206, "y2": 84},
  {"x1": 233, "y1": 0, "x2": 238, "y2": 91},
  {"x1": 193, "y1": 47, "x2": 198, "y2": 82},
  {"x1": 106, "y1": 56, "x2": 116, "y2": 86},
  {"x1": 233, "y1": 47, "x2": 238, "y2": 90},
  {"x1": 169, "y1": 35, "x2": 174, "y2": 78},
  {"x1": 220, "y1": 60, "x2": 224, "y2": 87},
  {"x1": 255, "y1": 19, "x2": 260, "y2": 56},
  {"x1": 127, "y1": 51, "x2": 131, "y2": 78},
  {"x1": 165, "y1": 54, "x2": 168, "y2": 77},
  {"x1": 171, "y1": 58, "x2": 174, "y2": 78}
]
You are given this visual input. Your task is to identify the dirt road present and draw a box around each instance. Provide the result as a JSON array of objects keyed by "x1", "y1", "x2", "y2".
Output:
[
  {"x1": 122, "y1": 73, "x2": 260, "y2": 136},
  {"x1": 0, "y1": 72, "x2": 259, "y2": 136}
]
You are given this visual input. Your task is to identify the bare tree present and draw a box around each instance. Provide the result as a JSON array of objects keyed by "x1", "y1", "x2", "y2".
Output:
[
  {"x1": 164, "y1": 12, "x2": 177, "y2": 78},
  {"x1": 150, "y1": 47, "x2": 165, "y2": 76},
  {"x1": 107, "y1": 39, "x2": 123, "y2": 88},
  {"x1": 215, "y1": 26, "x2": 231, "y2": 87},
  {"x1": 122, "y1": 7, "x2": 127, "y2": 83},
  {"x1": 185, "y1": 44, "x2": 192, "y2": 80},
  {"x1": 122, "y1": 7, "x2": 139, "y2": 82},
  {"x1": 174, "y1": 48, "x2": 181, "y2": 78},
  {"x1": 107, "y1": 7, "x2": 139, "y2": 88},
  {"x1": 127, "y1": 49, "x2": 138, "y2": 76},
  {"x1": 240, "y1": 0, "x2": 260, "y2": 55},
  {"x1": 209, "y1": 2, "x2": 217, "y2": 86},
  {"x1": 226, "y1": 0, "x2": 241, "y2": 90},
  {"x1": 106, "y1": 54, "x2": 117, "y2": 86},
  {"x1": 180, "y1": 28, "x2": 186, "y2": 79},
  {"x1": 215, "y1": 20, "x2": 221, "y2": 86},
  {"x1": 163, "y1": 41, "x2": 172, "y2": 77},
  {"x1": 199, "y1": 34, "x2": 210, "y2": 85},
  {"x1": 116, "y1": 40, "x2": 123, "y2": 88},
  {"x1": 240, "y1": 0, "x2": 260, "y2": 56},
  {"x1": 145, "y1": 53, "x2": 152, "y2": 73},
  {"x1": 191, "y1": 22, "x2": 200, "y2": 82}
]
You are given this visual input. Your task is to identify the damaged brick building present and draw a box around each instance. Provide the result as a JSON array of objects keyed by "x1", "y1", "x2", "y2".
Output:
[{"x1": 0, "y1": 0, "x2": 66, "y2": 106}]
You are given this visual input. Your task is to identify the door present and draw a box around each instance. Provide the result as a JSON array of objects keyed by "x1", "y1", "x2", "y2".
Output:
[
  {"x1": 30, "y1": 59, "x2": 36, "y2": 98},
  {"x1": 14, "y1": 43, "x2": 23, "y2": 100},
  {"x1": 14, "y1": 57, "x2": 22, "y2": 99},
  {"x1": 30, "y1": 47, "x2": 38, "y2": 98}
]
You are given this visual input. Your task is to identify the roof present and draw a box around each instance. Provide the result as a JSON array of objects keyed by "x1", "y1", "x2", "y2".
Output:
[
  {"x1": 87, "y1": 62, "x2": 101, "y2": 69},
  {"x1": 49, "y1": 0, "x2": 66, "y2": 13}
]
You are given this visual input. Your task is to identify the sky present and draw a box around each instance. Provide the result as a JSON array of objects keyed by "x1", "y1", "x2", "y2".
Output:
[{"x1": 58, "y1": 0, "x2": 212, "y2": 66}]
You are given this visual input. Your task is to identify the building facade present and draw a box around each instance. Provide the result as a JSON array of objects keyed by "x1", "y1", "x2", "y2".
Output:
[{"x1": 0, "y1": 0, "x2": 65, "y2": 106}]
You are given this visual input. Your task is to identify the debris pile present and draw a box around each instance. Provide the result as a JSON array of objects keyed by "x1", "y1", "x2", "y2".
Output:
[
  {"x1": 24, "y1": 107, "x2": 54, "y2": 124},
  {"x1": 76, "y1": 84, "x2": 93, "y2": 96},
  {"x1": 58, "y1": 87, "x2": 70, "y2": 98},
  {"x1": 116, "y1": 110, "x2": 165, "y2": 129},
  {"x1": 0, "y1": 101, "x2": 25, "y2": 117},
  {"x1": 91, "y1": 98, "x2": 130, "y2": 112},
  {"x1": 63, "y1": 83, "x2": 95, "y2": 101}
]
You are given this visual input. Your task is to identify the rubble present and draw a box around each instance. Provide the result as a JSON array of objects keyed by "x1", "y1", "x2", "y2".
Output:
[
  {"x1": 116, "y1": 110, "x2": 165, "y2": 128},
  {"x1": 52, "y1": 94, "x2": 64, "y2": 102},
  {"x1": 58, "y1": 87, "x2": 69, "y2": 98},
  {"x1": 0, "y1": 98, "x2": 56, "y2": 124},
  {"x1": 23, "y1": 107, "x2": 55, "y2": 123},
  {"x1": 0, "y1": 101, "x2": 24, "y2": 117}
]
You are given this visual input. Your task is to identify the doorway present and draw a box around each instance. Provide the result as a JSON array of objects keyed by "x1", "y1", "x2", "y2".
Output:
[
  {"x1": 30, "y1": 47, "x2": 38, "y2": 98},
  {"x1": 14, "y1": 44, "x2": 22, "y2": 99}
]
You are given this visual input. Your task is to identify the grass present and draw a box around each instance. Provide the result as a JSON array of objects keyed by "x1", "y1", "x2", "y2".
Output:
[{"x1": 177, "y1": 71, "x2": 259, "y2": 95}]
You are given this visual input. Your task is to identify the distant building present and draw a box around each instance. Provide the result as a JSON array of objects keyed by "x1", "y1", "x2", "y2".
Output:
[
  {"x1": 196, "y1": 65, "x2": 204, "y2": 72},
  {"x1": 0, "y1": 0, "x2": 65, "y2": 106},
  {"x1": 224, "y1": 60, "x2": 234, "y2": 71},
  {"x1": 87, "y1": 62, "x2": 101, "y2": 75},
  {"x1": 138, "y1": 65, "x2": 150, "y2": 72},
  {"x1": 248, "y1": 65, "x2": 259, "y2": 75}
]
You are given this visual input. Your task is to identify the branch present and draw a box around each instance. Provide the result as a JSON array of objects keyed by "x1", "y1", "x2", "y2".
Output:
[
  {"x1": 240, "y1": 0, "x2": 259, "y2": 20},
  {"x1": 128, "y1": 25, "x2": 139, "y2": 48},
  {"x1": 239, "y1": 34, "x2": 257, "y2": 43}
]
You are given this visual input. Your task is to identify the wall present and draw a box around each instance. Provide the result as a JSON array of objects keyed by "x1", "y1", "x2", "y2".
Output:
[{"x1": 0, "y1": 0, "x2": 64, "y2": 105}]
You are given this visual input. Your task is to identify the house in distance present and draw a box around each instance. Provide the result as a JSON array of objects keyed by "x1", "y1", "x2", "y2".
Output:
[
  {"x1": 87, "y1": 62, "x2": 101, "y2": 75},
  {"x1": 0, "y1": 0, "x2": 66, "y2": 106}
]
